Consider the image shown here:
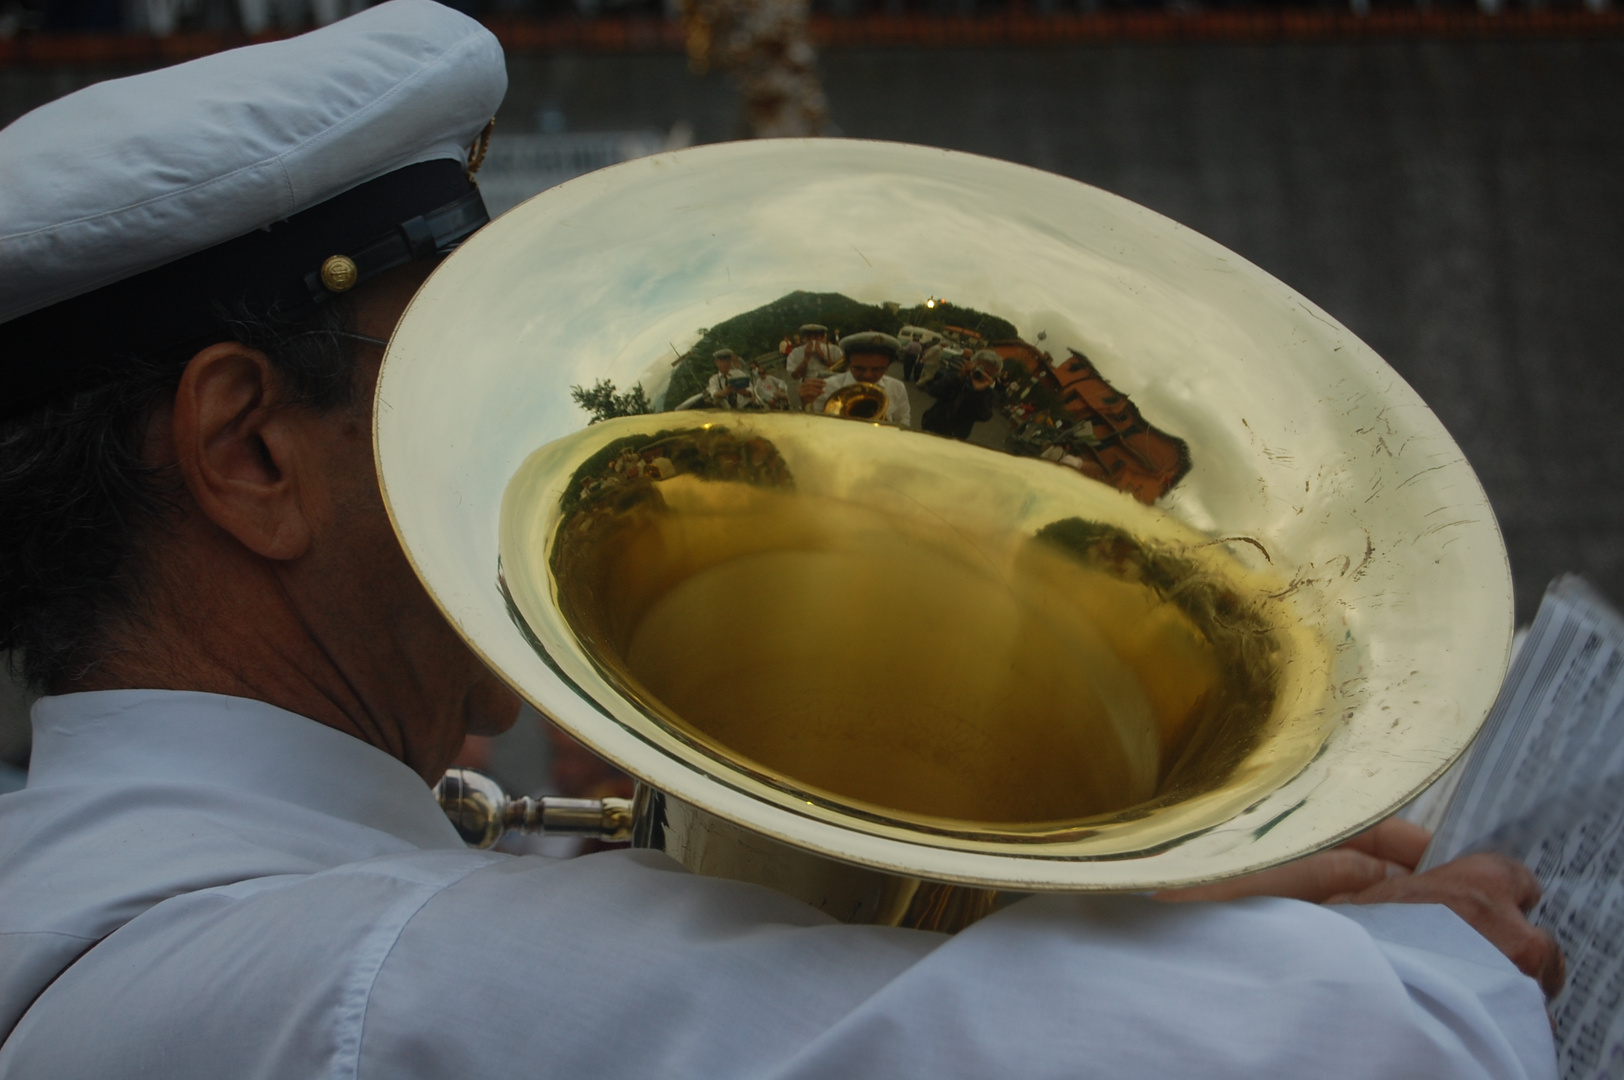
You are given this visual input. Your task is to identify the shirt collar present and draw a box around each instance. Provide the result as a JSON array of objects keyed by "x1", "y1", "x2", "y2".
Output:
[{"x1": 28, "y1": 690, "x2": 464, "y2": 850}]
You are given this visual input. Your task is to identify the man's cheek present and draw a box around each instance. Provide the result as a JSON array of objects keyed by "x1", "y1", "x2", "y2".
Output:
[{"x1": 466, "y1": 676, "x2": 522, "y2": 736}]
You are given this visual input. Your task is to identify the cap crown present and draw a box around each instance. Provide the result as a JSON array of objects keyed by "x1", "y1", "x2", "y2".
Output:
[{"x1": 0, "y1": 0, "x2": 505, "y2": 324}]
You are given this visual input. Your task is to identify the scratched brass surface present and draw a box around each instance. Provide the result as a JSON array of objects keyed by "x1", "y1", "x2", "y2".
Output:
[{"x1": 375, "y1": 139, "x2": 1513, "y2": 890}]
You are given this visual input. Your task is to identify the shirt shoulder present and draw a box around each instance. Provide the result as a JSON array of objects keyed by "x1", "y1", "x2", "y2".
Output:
[
  {"x1": 0, "y1": 852, "x2": 1557, "y2": 1080},
  {"x1": 362, "y1": 871, "x2": 1554, "y2": 1080},
  {"x1": 0, "y1": 847, "x2": 500, "y2": 1079}
]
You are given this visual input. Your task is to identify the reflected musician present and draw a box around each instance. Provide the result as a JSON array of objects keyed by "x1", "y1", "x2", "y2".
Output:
[
  {"x1": 800, "y1": 331, "x2": 912, "y2": 427},
  {"x1": 749, "y1": 359, "x2": 793, "y2": 411},
  {"x1": 705, "y1": 348, "x2": 756, "y2": 409},
  {"x1": 786, "y1": 322, "x2": 844, "y2": 381},
  {"x1": 920, "y1": 348, "x2": 1001, "y2": 440}
]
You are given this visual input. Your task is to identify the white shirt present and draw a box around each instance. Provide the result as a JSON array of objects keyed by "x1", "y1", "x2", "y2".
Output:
[
  {"x1": 787, "y1": 340, "x2": 843, "y2": 379},
  {"x1": 706, "y1": 368, "x2": 754, "y2": 407},
  {"x1": 813, "y1": 370, "x2": 912, "y2": 427},
  {"x1": 752, "y1": 372, "x2": 791, "y2": 409},
  {"x1": 0, "y1": 691, "x2": 1555, "y2": 1080}
]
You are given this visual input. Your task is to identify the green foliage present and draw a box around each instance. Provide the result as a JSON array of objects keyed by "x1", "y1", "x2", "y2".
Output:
[
  {"x1": 663, "y1": 291, "x2": 894, "y2": 409},
  {"x1": 558, "y1": 425, "x2": 795, "y2": 518},
  {"x1": 560, "y1": 429, "x2": 678, "y2": 515},
  {"x1": 897, "y1": 301, "x2": 1019, "y2": 343},
  {"x1": 659, "y1": 290, "x2": 1023, "y2": 410},
  {"x1": 571, "y1": 379, "x2": 653, "y2": 425}
]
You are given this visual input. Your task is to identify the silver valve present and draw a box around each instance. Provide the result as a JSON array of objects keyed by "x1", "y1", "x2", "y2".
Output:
[{"x1": 433, "y1": 767, "x2": 634, "y2": 850}]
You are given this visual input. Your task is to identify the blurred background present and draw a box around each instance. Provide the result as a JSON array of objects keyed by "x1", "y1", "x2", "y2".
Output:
[{"x1": 2, "y1": 2, "x2": 1620, "y2": 798}]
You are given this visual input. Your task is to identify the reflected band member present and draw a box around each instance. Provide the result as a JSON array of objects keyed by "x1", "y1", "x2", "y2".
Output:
[
  {"x1": 920, "y1": 347, "x2": 1000, "y2": 440},
  {"x1": 750, "y1": 360, "x2": 792, "y2": 410},
  {"x1": 802, "y1": 331, "x2": 912, "y2": 427},
  {"x1": 786, "y1": 322, "x2": 843, "y2": 380},
  {"x1": 706, "y1": 348, "x2": 756, "y2": 409},
  {"x1": 897, "y1": 325, "x2": 938, "y2": 382}
]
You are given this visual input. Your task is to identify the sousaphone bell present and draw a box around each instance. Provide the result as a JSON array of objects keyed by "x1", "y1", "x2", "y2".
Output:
[
  {"x1": 821, "y1": 380, "x2": 889, "y2": 420},
  {"x1": 379, "y1": 140, "x2": 1512, "y2": 930}
]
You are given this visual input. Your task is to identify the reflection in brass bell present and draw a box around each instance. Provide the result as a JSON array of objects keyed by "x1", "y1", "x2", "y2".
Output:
[
  {"x1": 519, "y1": 412, "x2": 1326, "y2": 842},
  {"x1": 821, "y1": 381, "x2": 889, "y2": 420},
  {"x1": 378, "y1": 139, "x2": 1514, "y2": 923}
]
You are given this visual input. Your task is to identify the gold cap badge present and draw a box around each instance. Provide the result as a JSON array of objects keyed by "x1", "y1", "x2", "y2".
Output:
[{"x1": 320, "y1": 254, "x2": 359, "y2": 293}]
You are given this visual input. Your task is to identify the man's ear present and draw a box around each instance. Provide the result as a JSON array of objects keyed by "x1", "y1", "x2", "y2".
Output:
[{"x1": 170, "y1": 343, "x2": 315, "y2": 561}]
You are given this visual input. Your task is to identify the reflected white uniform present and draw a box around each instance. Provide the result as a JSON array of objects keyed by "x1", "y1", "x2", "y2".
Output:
[
  {"x1": 813, "y1": 371, "x2": 912, "y2": 427},
  {"x1": 787, "y1": 340, "x2": 843, "y2": 379},
  {"x1": 0, "y1": 691, "x2": 1556, "y2": 1080},
  {"x1": 706, "y1": 369, "x2": 755, "y2": 408},
  {"x1": 752, "y1": 372, "x2": 792, "y2": 410}
]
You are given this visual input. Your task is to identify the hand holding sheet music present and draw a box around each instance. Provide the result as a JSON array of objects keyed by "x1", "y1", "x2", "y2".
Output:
[{"x1": 1422, "y1": 576, "x2": 1624, "y2": 1080}]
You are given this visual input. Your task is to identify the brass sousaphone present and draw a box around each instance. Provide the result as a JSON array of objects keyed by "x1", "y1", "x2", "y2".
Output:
[
  {"x1": 821, "y1": 380, "x2": 889, "y2": 419},
  {"x1": 379, "y1": 140, "x2": 1512, "y2": 929}
]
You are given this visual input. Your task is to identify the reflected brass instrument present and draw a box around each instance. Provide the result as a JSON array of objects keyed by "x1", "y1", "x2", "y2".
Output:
[
  {"x1": 383, "y1": 140, "x2": 1513, "y2": 931},
  {"x1": 821, "y1": 380, "x2": 889, "y2": 420}
]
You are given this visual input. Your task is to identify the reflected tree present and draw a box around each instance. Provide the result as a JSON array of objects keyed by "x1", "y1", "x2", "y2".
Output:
[{"x1": 571, "y1": 379, "x2": 654, "y2": 425}]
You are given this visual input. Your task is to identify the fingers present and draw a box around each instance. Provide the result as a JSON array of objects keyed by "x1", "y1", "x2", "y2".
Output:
[
  {"x1": 1156, "y1": 818, "x2": 1429, "y2": 906},
  {"x1": 1541, "y1": 939, "x2": 1567, "y2": 1001},
  {"x1": 1489, "y1": 915, "x2": 1563, "y2": 999},
  {"x1": 1158, "y1": 842, "x2": 1566, "y2": 1000},
  {"x1": 1343, "y1": 853, "x2": 1565, "y2": 998},
  {"x1": 1338, "y1": 818, "x2": 1432, "y2": 871},
  {"x1": 1156, "y1": 848, "x2": 1404, "y2": 905},
  {"x1": 1508, "y1": 856, "x2": 1544, "y2": 913}
]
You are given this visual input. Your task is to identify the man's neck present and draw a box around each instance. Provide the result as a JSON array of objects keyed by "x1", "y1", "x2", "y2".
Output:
[{"x1": 72, "y1": 526, "x2": 396, "y2": 752}]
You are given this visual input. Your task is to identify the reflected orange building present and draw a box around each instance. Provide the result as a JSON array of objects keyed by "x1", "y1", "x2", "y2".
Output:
[{"x1": 993, "y1": 341, "x2": 1190, "y2": 504}]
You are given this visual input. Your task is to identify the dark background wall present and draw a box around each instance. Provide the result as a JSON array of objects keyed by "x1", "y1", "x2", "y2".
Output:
[{"x1": 6, "y1": 37, "x2": 1620, "y2": 621}]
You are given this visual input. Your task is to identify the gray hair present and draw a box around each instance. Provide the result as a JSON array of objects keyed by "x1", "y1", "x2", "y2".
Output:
[{"x1": 0, "y1": 297, "x2": 363, "y2": 693}]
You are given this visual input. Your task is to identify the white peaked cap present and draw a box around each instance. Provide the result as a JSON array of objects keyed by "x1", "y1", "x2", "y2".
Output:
[{"x1": 0, "y1": 0, "x2": 507, "y2": 325}]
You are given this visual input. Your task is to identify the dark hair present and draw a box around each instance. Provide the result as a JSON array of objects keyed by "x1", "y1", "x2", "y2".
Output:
[{"x1": 0, "y1": 297, "x2": 362, "y2": 693}]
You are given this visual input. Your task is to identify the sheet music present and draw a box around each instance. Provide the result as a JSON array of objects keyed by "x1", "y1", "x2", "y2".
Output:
[{"x1": 1421, "y1": 575, "x2": 1624, "y2": 1080}]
